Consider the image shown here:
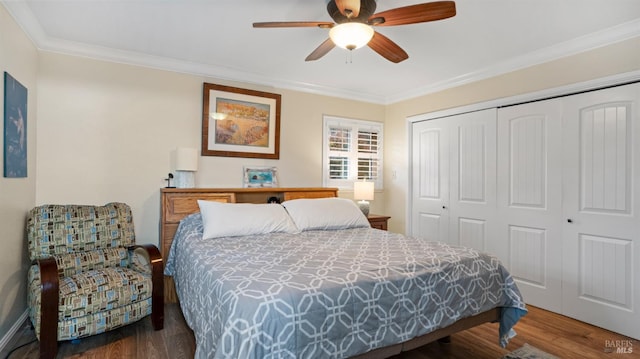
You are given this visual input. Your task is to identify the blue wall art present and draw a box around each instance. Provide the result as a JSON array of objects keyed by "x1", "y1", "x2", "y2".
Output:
[{"x1": 4, "y1": 72, "x2": 28, "y2": 178}]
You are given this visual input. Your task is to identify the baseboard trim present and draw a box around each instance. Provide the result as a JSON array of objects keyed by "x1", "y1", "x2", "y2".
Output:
[{"x1": 0, "y1": 310, "x2": 29, "y2": 355}]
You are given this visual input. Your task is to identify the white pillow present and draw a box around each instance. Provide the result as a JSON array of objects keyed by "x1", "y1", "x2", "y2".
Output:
[
  {"x1": 282, "y1": 197, "x2": 370, "y2": 231},
  {"x1": 197, "y1": 200, "x2": 299, "y2": 239}
]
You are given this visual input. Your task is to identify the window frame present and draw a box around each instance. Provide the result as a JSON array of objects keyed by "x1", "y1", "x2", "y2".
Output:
[{"x1": 322, "y1": 115, "x2": 383, "y2": 190}]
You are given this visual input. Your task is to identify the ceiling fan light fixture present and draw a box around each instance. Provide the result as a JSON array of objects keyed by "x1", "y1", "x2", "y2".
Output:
[{"x1": 329, "y1": 22, "x2": 374, "y2": 50}]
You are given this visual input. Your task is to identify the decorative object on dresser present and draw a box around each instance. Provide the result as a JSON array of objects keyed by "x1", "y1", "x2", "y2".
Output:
[
  {"x1": 354, "y1": 180, "x2": 374, "y2": 215},
  {"x1": 243, "y1": 166, "x2": 278, "y2": 187},
  {"x1": 164, "y1": 173, "x2": 175, "y2": 188},
  {"x1": 26, "y1": 203, "x2": 164, "y2": 359},
  {"x1": 174, "y1": 147, "x2": 198, "y2": 188},
  {"x1": 202, "y1": 82, "x2": 281, "y2": 159},
  {"x1": 367, "y1": 214, "x2": 390, "y2": 230}
]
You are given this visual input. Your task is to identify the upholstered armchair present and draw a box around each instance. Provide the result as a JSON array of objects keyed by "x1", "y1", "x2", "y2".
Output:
[{"x1": 26, "y1": 203, "x2": 163, "y2": 359}]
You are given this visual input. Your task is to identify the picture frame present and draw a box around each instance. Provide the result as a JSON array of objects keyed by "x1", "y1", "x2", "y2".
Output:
[
  {"x1": 202, "y1": 83, "x2": 281, "y2": 159},
  {"x1": 4, "y1": 72, "x2": 28, "y2": 178},
  {"x1": 243, "y1": 166, "x2": 278, "y2": 188}
]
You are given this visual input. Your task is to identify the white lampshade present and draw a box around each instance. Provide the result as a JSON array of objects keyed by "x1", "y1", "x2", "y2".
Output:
[
  {"x1": 329, "y1": 22, "x2": 374, "y2": 50},
  {"x1": 176, "y1": 147, "x2": 198, "y2": 171},
  {"x1": 354, "y1": 181, "x2": 374, "y2": 201}
]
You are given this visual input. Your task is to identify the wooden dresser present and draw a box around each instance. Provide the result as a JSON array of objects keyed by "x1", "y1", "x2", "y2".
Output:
[{"x1": 160, "y1": 187, "x2": 338, "y2": 302}]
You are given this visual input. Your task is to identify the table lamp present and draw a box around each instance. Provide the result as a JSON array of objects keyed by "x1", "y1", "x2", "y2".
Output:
[
  {"x1": 354, "y1": 180, "x2": 374, "y2": 216},
  {"x1": 174, "y1": 147, "x2": 198, "y2": 188}
]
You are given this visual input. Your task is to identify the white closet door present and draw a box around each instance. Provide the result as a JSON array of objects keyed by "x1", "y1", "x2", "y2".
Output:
[
  {"x1": 497, "y1": 100, "x2": 564, "y2": 312},
  {"x1": 411, "y1": 109, "x2": 497, "y2": 248},
  {"x1": 561, "y1": 82, "x2": 640, "y2": 339},
  {"x1": 448, "y1": 109, "x2": 497, "y2": 251},
  {"x1": 411, "y1": 118, "x2": 450, "y2": 243}
]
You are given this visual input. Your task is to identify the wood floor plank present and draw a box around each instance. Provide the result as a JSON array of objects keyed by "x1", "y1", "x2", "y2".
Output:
[{"x1": 3, "y1": 304, "x2": 637, "y2": 358}]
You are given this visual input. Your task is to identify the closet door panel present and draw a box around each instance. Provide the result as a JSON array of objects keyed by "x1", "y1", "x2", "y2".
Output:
[
  {"x1": 449, "y1": 109, "x2": 497, "y2": 251},
  {"x1": 497, "y1": 100, "x2": 563, "y2": 312},
  {"x1": 562, "y1": 82, "x2": 640, "y2": 339},
  {"x1": 411, "y1": 119, "x2": 450, "y2": 243},
  {"x1": 458, "y1": 217, "x2": 486, "y2": 250},
  {"x1": 508, "y1": 225, "x2": 547, "y2": 287},
  {"x1": 509, "y1": 115, "x2": 546, "y2": 208},
  {"x1": 580, "y1": 104, "x2": 630, "y2": 213}
]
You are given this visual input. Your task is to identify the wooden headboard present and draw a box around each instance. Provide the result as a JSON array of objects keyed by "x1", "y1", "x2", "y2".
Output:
[{"x1": 160, "y1": 187, "x2": 338, "y2": 302}]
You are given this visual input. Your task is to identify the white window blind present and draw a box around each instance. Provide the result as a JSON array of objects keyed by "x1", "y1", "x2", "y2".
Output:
[{"x1": 323, "y1": 116, "x2": 383, "y2": 189}]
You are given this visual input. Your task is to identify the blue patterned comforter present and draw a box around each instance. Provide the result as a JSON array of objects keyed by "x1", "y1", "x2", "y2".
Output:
[{"x1": 165, "y1": 214, "x2": 526, "y2": 359}]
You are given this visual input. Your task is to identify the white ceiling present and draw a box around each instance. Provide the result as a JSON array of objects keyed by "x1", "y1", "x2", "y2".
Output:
[{"x1": 4, "y1": 0, "x2": 640, "y2": 104}]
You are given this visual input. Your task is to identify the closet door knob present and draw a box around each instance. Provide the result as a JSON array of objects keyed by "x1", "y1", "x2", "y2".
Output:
[
  {"x1": 442, "y1": 206, "x2": 447, "y2": 209},
  {"x1": 567, "y1": 219, "x2": 573, "y2": 223}
]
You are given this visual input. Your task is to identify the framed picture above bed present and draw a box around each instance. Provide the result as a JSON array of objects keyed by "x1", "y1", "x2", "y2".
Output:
[
  {"x1": 243, "y1": 166, "x2": 278, "y2": 188},
  {"x1": 202, "y1": 83, "x2": 281, "y2": 159}
]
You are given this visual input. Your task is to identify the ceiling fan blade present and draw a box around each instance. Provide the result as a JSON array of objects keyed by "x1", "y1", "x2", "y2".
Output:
[
  {"x1": 253, "y1": 21, "x2": 334, "y2": 28},
  {"x1": 335, "y1": 0, "x2": 361, "y2": 18},
  {"x1": 367, "y1": 32, "x2": 408, "y2": 63},
  {"x1": 369, "y1": 1, "x2": 456, "y2": 27},
  {"x1": 305, "y1": 38, "x2": 336, "y2": 61}
]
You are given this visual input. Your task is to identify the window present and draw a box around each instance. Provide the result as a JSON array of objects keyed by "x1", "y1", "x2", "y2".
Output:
[{"x1": 323, "y1": 116, "x2": 383, "y2": 190}]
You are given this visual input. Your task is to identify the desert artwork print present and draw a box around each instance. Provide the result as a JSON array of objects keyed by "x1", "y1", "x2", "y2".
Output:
[
  {"x1": 215, "y1": 98, "x2": 270, "y2": 147},
  {"x1": 202, "y1": 83, "x2": 280, "y2": 159}
]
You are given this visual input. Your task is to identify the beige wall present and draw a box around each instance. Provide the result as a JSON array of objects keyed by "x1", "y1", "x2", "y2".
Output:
[
  {"x1": 384, "y1": 37, "x2": 640, "y2": 234},
  {"x1": 0, "y1": 4, "x2": 38, "y2": 343},
  {"x1": 35, "y1": 52, "x2": 386, "y2": 247}
]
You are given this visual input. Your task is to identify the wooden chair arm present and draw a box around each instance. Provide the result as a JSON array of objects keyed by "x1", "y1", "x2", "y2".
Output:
[
  {"x1": 37, "y1": 257, "x2": 59, "y2": 359},
  {"x1": 128, "y1": 244, "x2": 164, "y2": 330}
]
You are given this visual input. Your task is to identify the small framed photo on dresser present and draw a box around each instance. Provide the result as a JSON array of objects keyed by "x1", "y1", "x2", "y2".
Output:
[{"x1": 243, "y1": 166, "x2": 278, "y2": 188}]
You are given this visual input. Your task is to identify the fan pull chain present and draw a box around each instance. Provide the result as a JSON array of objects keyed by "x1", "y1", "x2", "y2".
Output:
[{"x1": 345, "y1": 50, "x2": 353, "y2": 64}]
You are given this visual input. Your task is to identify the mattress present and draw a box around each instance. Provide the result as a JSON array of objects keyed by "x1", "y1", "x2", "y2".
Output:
[{"x1": 165, "y1": 214, "x2": 526, "y2": 359}]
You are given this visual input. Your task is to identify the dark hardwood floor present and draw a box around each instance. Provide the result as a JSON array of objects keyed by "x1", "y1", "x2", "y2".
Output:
[{"x1": 3, "y1": 304, "x2": 637, "y2": 359}]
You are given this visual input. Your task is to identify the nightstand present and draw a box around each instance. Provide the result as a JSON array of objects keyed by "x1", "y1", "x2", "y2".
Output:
[{"x1": 367, "y1": 214, "x2": 391, "y2": 231}]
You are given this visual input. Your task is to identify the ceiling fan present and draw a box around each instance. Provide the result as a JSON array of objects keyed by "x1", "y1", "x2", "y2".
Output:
[{"x1": 253, "y1": 0, "x2": 456, "y2": 63}]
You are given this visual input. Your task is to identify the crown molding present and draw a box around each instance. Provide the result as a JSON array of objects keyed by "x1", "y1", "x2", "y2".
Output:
[
  {"x1": 39, "y1": 36, "x2": 386, "y2": 104},
  {"x1": 386, "y1": 19, "x2": 640, "y2": 104},
  {"x1": 3, "y1": 1, "x2": 639, "y2": 105},
  {"x1": 1, "y1": 1, "x2": 386, "y2": 104},
  {"x1": 407, "y1": 69, "x2": 640, "y2": 123}
]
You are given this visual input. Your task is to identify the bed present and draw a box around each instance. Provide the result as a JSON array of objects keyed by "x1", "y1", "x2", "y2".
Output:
[{"x1": 160, "y1": 188, "x2": 526, "y2": 359}]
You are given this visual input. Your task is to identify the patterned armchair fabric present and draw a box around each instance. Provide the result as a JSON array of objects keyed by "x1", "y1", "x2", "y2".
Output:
[{"x1": 27, "y1": 203, "x2": 163, "y2": 359}]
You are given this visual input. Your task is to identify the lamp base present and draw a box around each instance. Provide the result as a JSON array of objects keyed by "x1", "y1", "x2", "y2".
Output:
[
  {"x1": 174, "y1": 171, "x2": 195, "y2": 188},
  {"x1": 357, "y1": 200, "x2": 370, "y2": 216}
]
